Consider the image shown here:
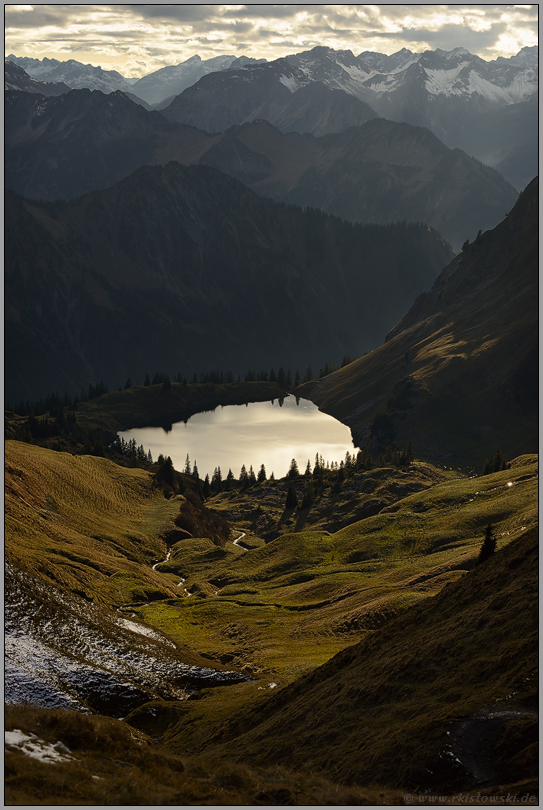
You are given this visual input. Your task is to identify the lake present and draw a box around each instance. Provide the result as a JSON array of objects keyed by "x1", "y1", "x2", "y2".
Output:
[{"x1": 119, "y1": 396, "x2": 354, "y2": 480}]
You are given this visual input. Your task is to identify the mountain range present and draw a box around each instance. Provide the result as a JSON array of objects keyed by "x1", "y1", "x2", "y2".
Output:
[
  {"x1": 5, "y1": 87, "x2": 517, "y2": 249},
  {"x1": 160, "y1": 44, "x2": 537, "y2": 191},
  {"x1": 4, "y1": 161, "x2": 454, "y2": 403},
  {"x1": 157, "y1": 117, "x2": 518, "y2": 250},
  {"x1": 7, "y1": 45, "x2": 537, "y2": 190},
  {"x1": 4, "y1": 58, "x2": 70, "y2": 96}
]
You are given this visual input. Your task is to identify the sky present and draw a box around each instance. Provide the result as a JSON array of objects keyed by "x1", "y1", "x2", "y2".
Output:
[{"x1": 4, "y1": 4, "x2": 539, "y2": 78}]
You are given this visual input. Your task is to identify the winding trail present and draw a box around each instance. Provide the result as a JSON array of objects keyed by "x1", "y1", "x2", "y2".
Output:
[
  {"x1": 232, "y1": 531, "x2": 249, "y2": 552},
  {"x1": 147, "y1": 530, "x2": 251, "y2": 603}
]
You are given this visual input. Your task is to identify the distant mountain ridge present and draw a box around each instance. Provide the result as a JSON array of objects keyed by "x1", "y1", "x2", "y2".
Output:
[
  {"x1": 171, "y1": 117, "x2": 518, "y2": 250},
  {"x1": 131, "y1": 54, "x2": 266, "y2": 105},
  {"x1": 5, "y1": 88, "x2": 517, "y2": 249},
  {"x1": 7, "y1": 54, "x2": 138, "y2": 96},
  {"x1": 160, "y1": 45, "x2": 537, "y2": 189},
  {"x1": 4, "y1": 59, "x2": 70, "y2": 96},
  {"x1": 161, "y1": 58, "x2": 379, "y2": 136},
  {"x1": 8, "y1": 46, "x2": 537, "y2": 189},
  {"x1": 4, "y1": 162, "x2": 454, "y2": 402}
]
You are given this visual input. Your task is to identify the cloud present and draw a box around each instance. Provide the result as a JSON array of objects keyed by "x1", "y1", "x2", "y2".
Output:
[
  {"x1": 366, "y1": 21, "x2": 510, "y2": 53},
  {"x1": 4, "y1": 3, "x2": 538, "y2": 77}
]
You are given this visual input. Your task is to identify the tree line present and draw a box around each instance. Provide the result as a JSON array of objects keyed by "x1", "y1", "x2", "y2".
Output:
[{"x1": 6, "y1": 355, "x2": 359, "y2": 418}]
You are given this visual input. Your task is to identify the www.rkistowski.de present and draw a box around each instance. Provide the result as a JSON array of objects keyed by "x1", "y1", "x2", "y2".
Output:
[{"x1": 404, "y1": 792, "x2": 537, "y2": 805}]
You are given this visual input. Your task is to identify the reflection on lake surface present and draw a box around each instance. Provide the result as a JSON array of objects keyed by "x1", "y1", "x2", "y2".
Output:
[{"x1": 119, "y1": 396, "x2": 354, "y2": 480}]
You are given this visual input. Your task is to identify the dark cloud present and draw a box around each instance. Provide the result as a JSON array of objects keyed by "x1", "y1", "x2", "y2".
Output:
[
  {"x1": 382, "y1": 22, "x2": 510, "y2": 55},
  {"x1": 5, "y1": 5, "x2": 80, "y2": 29},
  {"x1": 223, "y1": 5, "x2": 326, "y2": 19}
]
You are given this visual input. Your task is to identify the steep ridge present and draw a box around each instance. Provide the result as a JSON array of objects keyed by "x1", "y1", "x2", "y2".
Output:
[
  {"x1": 161, "y1": 58, "x2": 378, "y2": 135},
  {"x1": 4, "y1": 162, "x2": 453, "y2": 402},
  {"x1": 4, "y1": 89, "x2": 175, "y2": 200},
  {"x1": 4, "y1": 59, "x2": 70, "y2": 96},
  {"x1": 300, "y1": 177, "x2": 538, "y2": 468},
  {"x1": 188, "y1": 524, "x2": 537, "y2": 790}
]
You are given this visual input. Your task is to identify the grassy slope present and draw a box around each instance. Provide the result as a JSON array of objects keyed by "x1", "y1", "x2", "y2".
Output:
[
  {"x1": 4, "y1": 438, "x2": 538, "y2": 798},
  {"x1": 5, "y1": 439, "x2": 185, "y2": 606},
  {"x1": 136, "y1": 457, "x2": 537, "y2": 681},
  {"x1": 167, "y1": 524, "x2": 538, "y2": 791},
  {"x1": 5, "y1": 704, "x2": 409, "y2": 807}
]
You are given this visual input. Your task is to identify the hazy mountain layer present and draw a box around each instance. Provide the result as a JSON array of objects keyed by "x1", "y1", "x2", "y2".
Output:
[
  {"x1": 5, "y1": 162, "x2": 453, "y2": 403},
  {"x1": 5, "y1": 89, "x2": 176, "y2": 200},
  {"x1": 299, "y1": 177, "x2": 538, "y2": 467},
  {"x1": 174, "y1": 118, "x2": 517, "y2": 250},
  {"x1": 5, "y1": 89, "x2": 517, "y2": 249}
]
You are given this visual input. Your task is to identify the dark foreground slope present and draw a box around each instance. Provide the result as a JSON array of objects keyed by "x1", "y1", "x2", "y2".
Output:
[
  {"x1": 300, "y1": 177, "x2": 538, "y2": 469},
  {"x1": 171, "y1": 526, "x2": 537, "y2": 791},
  {"x1": 5, "y1": 162, "x2": 453, "y2": 403}
]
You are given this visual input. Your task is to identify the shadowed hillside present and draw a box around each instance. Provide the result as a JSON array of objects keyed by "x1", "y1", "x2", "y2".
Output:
[
  {"x1": 5, "y1": 162, "x2": 453, "y2": 403},
  {"x1": 299, "y1": 177, "x2": 538, "y2": 469},
  {"x1": 167, "y1": 524, "x2": 537, "y2": 791}
]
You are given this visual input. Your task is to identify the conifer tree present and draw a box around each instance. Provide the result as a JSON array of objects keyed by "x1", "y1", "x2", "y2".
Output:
[
  {"x1": 211, "y1": 466, "x2": 222, "y2": 492},
  {"x1": 226, "y1": 468, "x2": 235, "y2": 490},
  {"x1": 287, "y1": 458, "x2": 299, "y2": 479},
  {"x1": 478, "y1": 524, "x2": 497, "y2": 564},
  {"x1": 184, "y1": 454, "x2": 191, "y2": 475},
  {"x1": 158, "y1": 456, "x2": 175, "y2": 487},
  {"x1": 301, "y1": 480, "x2": 314, "y2": 509},
  {"x1": 257, "y1": 464, "x2": 267, "y2": 483},
  {"x1": 286, "y1": 481, "x2": 298, "y2": 509},
  {"x1": 303, "y1": 366, "x2": 314, "y2": 383}
]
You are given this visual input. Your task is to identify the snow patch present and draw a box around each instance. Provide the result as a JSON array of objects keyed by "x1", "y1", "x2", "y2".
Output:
[
  {"x1": 5, "y1": 729, "x2": 74, "y2": 764},
  {"x1": 117, "y1": 617, "x2": 175, "y2": 646},
  {"x1": 279, "y1": 74, "x2": 302, "y2": 93}
]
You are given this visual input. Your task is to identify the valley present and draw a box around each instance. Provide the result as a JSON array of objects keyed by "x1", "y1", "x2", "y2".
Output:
[
  {"x1": 5, "y1": 422, "x2": 538, "y2": 802},
  {"x1": 4, "y1": 22, "x2": 538, "y2": 806}
]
